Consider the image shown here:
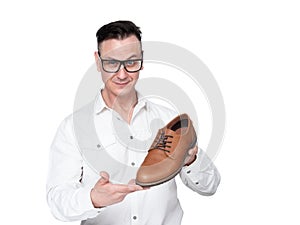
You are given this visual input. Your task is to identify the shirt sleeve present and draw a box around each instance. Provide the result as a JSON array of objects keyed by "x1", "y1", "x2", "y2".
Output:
[
  {"x1": 46, "y1": 116, "x2": 101, "y2": 221},
  {"x1": 179, "y1": 148, "x2": 221, "y2": 196}
]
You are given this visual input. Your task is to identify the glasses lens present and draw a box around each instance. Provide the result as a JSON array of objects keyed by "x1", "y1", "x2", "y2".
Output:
[
  {"x1": 102, "y1": 60, "x2": 121, "y2": 73},
  {"x1": 124, "y1": 60, "x2": 142, "y2": 72}
]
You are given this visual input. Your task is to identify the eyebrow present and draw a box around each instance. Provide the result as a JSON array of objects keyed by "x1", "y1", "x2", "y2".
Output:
[{"x1": 103, "y1": 54, "x2": 141, "y2": 60}]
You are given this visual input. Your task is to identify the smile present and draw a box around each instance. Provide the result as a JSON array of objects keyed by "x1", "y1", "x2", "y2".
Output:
[{"x1": 114, "y1": 81, "x2": 130, "y2": 85}]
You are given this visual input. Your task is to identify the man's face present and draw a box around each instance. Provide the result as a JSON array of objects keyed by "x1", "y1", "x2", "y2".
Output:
[{"x1": 95, "y1": 35, "x2": 143, "y2": 98}]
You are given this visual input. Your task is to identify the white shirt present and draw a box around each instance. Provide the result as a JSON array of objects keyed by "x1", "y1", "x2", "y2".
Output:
[{"x1": 46, "y1": 92, "x2": 221, "y2": 225}]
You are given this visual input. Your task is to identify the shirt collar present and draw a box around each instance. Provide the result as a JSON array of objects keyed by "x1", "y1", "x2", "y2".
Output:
[
  {"x1": 94, "y1": 90, "x2": 148, "y2": 115},
  {"x1": 94, "y1": 90, "x2": 107, "y2": 114}
]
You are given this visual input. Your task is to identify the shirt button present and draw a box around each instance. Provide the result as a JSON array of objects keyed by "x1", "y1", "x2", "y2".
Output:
[
  {"x1": 187, "y1": 170, "x2": 191, "y2": 174},
  {"x1": 97, "y1": 144, "x2": 101, "y2": 148},
  {"x1": 130, "y1": 135, "x2": 133, "y2": 139},
  {"x1": 133, "y1": 216, "x2": 137, "y2": 220},
  {"x1": 131, "y1": 162, "x2": 135, "y2": 166}
]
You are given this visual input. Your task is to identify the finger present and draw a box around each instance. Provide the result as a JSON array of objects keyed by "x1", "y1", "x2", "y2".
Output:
[
  {"x1": 97, "y1": 171, "x2": 110, "y2": 185},
  {"x1": 128, "y1": 179, "x2": 136, "y2": 185},
  {"x1": 188, "y1": 149, "x2": 195, "y2": 155},
  {"x1": 113, "y1": 183, "x2": 143, "y2": 193},
  {"x1": 189, "y1": 146, "x2": 198, "y2": 155},
  {"x1": 185, "y1": 148, "x2": 197, "y2": 165},
  {"x1": 100, "y1": 171, "x2": 110, "y2": 180},
  {"x1": 193, "y1": 145, "x2": 198, "y2": 151},
  {"x1": 128, "y1": 184, "x2": 144, "y2": 192},
  {"x1": 128, "y1": 179, "x2": 149, "y2": 190},
  {"x1": 184, "y1": 155, "x2": 191, "y2": 164}
]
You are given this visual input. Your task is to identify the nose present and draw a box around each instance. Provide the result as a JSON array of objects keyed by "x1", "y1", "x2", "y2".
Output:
[{"x1": 116, "y1": 64, "x2": 129, "y2": 80}]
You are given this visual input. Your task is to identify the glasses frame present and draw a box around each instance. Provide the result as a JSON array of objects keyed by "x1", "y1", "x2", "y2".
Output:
[{"x1": 97, "y1": 51, "x2": 143, "y2": 73}]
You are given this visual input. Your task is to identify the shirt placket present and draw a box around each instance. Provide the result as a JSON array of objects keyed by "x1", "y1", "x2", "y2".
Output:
[
  {"x1": 127, "y1": 125, "x2": 137, "y2": 168},
  {"x1": 130, "y1": 191, "x2": 140, "y2": 224}
]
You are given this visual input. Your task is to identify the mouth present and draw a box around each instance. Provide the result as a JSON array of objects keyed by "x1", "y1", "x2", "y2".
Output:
[{"x1": 113, "y1": 80, "x2": 131, "y2": 86}]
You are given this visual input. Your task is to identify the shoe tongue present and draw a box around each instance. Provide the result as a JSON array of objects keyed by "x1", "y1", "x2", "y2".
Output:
[
  {"x1": 166, "y1": 127, "x2": 188, "y2": 136},
  {"x1": 164, "y1": 128, "x2": 178, "y2": 136}
]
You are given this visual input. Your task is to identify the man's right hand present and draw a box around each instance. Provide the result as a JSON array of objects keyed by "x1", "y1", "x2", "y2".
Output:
[{"x1": 90, "y1": 171, "x2": 145, "y2": 208}]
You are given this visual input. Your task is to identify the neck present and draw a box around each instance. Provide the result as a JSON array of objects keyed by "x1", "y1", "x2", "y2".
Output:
[{"x1": 101, "y1": 89, "x2": 138, "y2": 123}]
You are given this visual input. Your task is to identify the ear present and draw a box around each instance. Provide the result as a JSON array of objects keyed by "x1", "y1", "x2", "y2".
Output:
[
  {"x1": 94, "y1": 51, "x2": 101, "y2": 72},
  {"x1": 140, "y1": 50, "x2": 144, "y2": 70}
]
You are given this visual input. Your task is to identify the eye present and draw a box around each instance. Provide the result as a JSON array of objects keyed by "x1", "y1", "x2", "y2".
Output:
[
  {"x1": 126, "y1": 60, "x2": 135, "y2": 66},
  {"x1": 107, "y1": 60, "x2": 117, "y2": 65}
]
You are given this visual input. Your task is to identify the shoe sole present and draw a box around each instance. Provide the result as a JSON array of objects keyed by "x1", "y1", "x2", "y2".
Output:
[{"x1": 136, "y1": 137, "x2": 197, "y2": 187}]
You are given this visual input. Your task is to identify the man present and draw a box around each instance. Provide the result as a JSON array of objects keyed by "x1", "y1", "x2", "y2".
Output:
[{"x1": 47, "y1": 20, "x2": 220, "y2": 225}]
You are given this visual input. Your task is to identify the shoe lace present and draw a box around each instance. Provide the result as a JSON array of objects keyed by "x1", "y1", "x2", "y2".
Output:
[{"x1": 149, "y1": 131, "x2": 173, "y2": 153}]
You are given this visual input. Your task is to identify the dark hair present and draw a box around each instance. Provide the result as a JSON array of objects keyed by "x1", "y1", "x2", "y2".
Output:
[{"x1": 96, "y1": 20, "x2": 142, "y2": 50}]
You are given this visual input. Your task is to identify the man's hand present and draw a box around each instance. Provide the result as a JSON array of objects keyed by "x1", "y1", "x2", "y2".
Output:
[
  {"x1": 90, "y1": 171, "x2": 145, "y2": 208},
  {"x1": 184, "y1": 145, "x2": 198, "y2": 166}
]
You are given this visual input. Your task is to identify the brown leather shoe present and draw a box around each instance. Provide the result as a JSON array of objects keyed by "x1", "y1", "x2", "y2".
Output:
[{"x1": 136, "y1": 113, "x2": 197, "y2": 187}]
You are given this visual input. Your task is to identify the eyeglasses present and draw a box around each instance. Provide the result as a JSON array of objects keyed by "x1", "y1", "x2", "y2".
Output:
[{"x1": 98, "y1": 52, "x2": 143, "y2": 73}]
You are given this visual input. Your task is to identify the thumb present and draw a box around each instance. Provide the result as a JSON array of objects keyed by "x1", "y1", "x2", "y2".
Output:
[
  {"x1": 128, "y1": 179, "x2": 136, "y2": 185},
  {"x1": 97, "y1": 171, "x2": 110, "y2": 185}
]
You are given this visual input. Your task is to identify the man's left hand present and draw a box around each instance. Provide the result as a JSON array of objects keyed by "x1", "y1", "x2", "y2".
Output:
[{"x1": 184, "y1": 145, "x2": 198, "y2": 166}]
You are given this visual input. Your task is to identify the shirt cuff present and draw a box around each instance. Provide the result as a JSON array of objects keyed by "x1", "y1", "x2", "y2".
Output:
[{"x1": 74, "y1": 184, "x2": 105, "y2": 216}]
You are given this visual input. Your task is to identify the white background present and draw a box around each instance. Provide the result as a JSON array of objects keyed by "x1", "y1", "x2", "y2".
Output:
[{"x1": 0, "y1": 0, "x2": 299, "y2": 224}]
